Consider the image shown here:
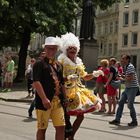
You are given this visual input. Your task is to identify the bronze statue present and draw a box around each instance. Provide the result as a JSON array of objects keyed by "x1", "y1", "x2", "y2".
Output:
[{"x1": 80, "y1": 0, "x2": 95, "y2": 39}]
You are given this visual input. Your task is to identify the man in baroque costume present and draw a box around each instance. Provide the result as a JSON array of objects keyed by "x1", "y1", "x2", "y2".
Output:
[{"x1": 58, "y1": 32, "x2": 102, "y2": 140}]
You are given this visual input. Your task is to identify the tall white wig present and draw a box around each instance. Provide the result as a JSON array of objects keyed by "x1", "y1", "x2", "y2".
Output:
[{"x1": 60, "y1": 32, "x2": 80, "y2": 54}]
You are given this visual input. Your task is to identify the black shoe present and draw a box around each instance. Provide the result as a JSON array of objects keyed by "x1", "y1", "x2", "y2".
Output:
[
  {"x1": 128, "y1": 121, "x2": 138, "y2": 126},
  {"x1": 109, "y1": 120, "x2": 120, "y2": 125},
  {"x1": 28, "y1": 110, "x2": 32, "y2": 118},
  {"x1": 28, "y1": 114, "x2": 32, "y2": 118}
]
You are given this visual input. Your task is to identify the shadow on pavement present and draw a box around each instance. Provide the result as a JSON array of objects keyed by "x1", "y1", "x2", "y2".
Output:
[
  {"x1": 23, "y1": 117, "x2": 36, "y2": 122},
  {"x1": 0, "y1": 111, "x2": 28, "y2": 119},
  {"x1": 111, "y1": 125, "x2": 140, "y2": 130}
]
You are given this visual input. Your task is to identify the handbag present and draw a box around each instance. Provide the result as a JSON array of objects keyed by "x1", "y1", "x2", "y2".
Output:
[{"x1": 110, "y1": 80, "x2": 121, "y2": 89}]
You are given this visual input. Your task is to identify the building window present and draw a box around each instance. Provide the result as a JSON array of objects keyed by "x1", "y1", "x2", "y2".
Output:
[
  {"x1": 113, "y1": 43, "x2": 118, "y2": 55},
  {"x1": 103, "y1": 44, "x2": 106, "y2": 55},
  {"x1": 123, "y1": 12, "x2": 129, "y2": 26},
  {"x1": 114, "y1": 21, "x2": 118, "y2": 33},
  {"x1": 100, "y1": 43, "x2": 103, "y2": 54},
  {"x1": 108, "y1": 43, "x2": 112, "y2": 55},
  {"x1": 104, "y1": 22, "x2": 108, "y2": 34},
  {"x1": 132, "y1": 10, "x2": 139, "y2": 25},
  {"x1": 122, "y1": 34, "x2": 128, "y2": 46},
  {"x1": 132, "y1": 32, "x2": 138, "y2": 46},
  {"x1": 109, "y1": 22, "x2": 113, "y2": 33}
]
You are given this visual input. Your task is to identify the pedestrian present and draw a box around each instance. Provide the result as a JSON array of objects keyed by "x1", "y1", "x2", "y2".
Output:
[
  {"x1": 33, "y1": 36, "x2": 66, "y2": 140},
  {"x1": 25, "y1": 58, "x2": 36, "y2": 97},
  {"x1": 58, "y1": 32, "x2": 101, "y2": 140},
  {"x1": 115, "y1": 61, "x2": 124, "y2": 100},
  {"x1": 3, "y1": 55, "x2": 15, "y2": 92},
  {"x1": 104, "y1": 58, "x2": 118, "y2": 114},
  {"x1": 38, "y1": 51, "x2": 46, "y2": 60},
  {"x1": 116, "y1": 61, "x2": 123, "y2": 76},
  {"x1": 95, "y1": 59, "x2": 109, "y2": 112},
  {"x1": 28, "y1": 52, "x2": 46, "y2": 118},
  {"x1": 109, "y1": 54, "x2": 139, "y2": 126}
]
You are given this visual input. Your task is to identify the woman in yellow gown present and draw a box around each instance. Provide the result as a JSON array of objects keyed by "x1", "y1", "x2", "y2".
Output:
[{"x1": 58, "y1": 32, "x2": 101, "y2": 140}]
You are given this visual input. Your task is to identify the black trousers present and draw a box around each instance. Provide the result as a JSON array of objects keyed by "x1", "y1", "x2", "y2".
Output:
[{"x1": 27, "y1": 79, "x2": 34, "y2": 94}]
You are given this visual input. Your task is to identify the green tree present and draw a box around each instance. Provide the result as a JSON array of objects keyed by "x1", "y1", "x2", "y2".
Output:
[
  {"x1": 0, "y1": 0, "x2": 20, "y2": 47},
  {"x1": 0, "y1": 0, "x2": 79, "y2": 81},
  {"x1": 0, "y1": 0, "x2": 121, "y2": 81}
]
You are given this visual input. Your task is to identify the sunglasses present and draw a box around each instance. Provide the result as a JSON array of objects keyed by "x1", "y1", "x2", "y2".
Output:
[{"x1": 68, "y1": 46, "x2": 77, "y2": 50}]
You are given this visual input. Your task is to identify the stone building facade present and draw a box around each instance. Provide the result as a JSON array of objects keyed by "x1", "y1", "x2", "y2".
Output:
[
  {"x1": 95, "y1": 3, "x2": 119, "y2": 63},
  {"x1": 118, "y1": 0, "x2": 140, "y2": 79},
  {"x1": 95, "y1": 0, "x2": 140, "y2": 80}
]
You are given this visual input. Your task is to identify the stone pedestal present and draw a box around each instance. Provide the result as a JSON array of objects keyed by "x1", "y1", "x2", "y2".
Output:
[
  {"x1": 80, "y1": 39, "x2": 99, "y2": 72},
  {"x1": 79, "y1": 39, "x2": 99, "y2": 87}
]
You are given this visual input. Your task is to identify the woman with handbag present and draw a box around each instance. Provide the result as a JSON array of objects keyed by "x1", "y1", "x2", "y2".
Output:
[
  {"x1": 104, "y1": 58, "x2": 118, "y2": 114},
  {"x1": 95, "y1": 59, "x2": 109, "y2": 112}
]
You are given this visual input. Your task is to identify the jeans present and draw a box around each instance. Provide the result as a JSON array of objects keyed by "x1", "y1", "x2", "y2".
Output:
[
  {"x1": 28, "y1": 99, "x2": 35, "y2": 116},
  {"x1": 115, "y1": 87, "x2": 138, "y2": 122}
]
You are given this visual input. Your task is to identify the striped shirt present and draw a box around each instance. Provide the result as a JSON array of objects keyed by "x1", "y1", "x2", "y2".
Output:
[{"x1": 125, "y1": 63, "x2": 139, "y2": 88}]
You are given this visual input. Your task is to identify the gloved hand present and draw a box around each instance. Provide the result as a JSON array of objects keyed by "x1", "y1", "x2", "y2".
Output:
[{"x1": 92, "y1": 70, "x2": 104, "y2": 77}]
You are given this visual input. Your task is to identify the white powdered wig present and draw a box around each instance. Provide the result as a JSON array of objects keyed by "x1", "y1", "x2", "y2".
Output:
[{"x1": 60, "y1": 32, "x2": 80, "y2": 54}]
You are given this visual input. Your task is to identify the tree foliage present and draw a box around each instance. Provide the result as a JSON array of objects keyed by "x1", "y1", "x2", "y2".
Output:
[
  {"x1": 0, "y1": 0, "x2": 122, "y2": 47},
  {"x1": 0, "y1": 0, "x2": 81, "y2": 47},
  {"x1": 0, "y1": 0, "x2": 121, "y2": 81},
  {"x1": 0, "y1": 0, "x2": 81, "y2": 81}
]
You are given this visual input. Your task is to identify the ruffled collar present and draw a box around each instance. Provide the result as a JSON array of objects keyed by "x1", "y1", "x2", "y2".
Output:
[{"x1": 58, "y1": 53, "x2": 83, "y2": 67}]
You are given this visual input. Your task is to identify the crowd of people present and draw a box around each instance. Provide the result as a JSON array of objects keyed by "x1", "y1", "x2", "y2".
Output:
[
  {"x1": 27, "y1": 32, "x2": 139, "y2": 140},
  {"x1": 0, "y1": 32, "x2": 139, "y2": 140},
  {"x1": 30, "y1": 34, "x2": 103, "y2": 140}
]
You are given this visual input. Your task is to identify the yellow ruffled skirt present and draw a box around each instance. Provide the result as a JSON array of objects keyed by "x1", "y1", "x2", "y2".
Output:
[{"x1": 66, "y1": 86, "x2": 101, "y2": 115}]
